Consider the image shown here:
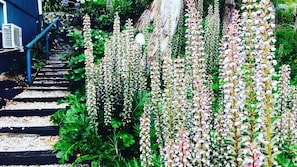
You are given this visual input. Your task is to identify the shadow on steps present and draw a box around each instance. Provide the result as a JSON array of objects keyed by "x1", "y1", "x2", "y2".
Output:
[{"x1": 0, "y1": 80, "x2": 24, "y2": 108}]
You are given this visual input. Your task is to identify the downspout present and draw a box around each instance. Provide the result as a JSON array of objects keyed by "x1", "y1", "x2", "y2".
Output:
[
  {"x1": 38, "y1": 0, "x2": 42, "y2": 15},
  {"x1": 37, "y1": 0, "x2": 43, "y2": 30},
  {"x1": 0, "y1": 0, "x2": 7, "y2": 24}
]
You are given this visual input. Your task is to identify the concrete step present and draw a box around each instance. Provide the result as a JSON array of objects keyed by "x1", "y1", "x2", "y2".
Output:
[
  {"x1": 0, "y1": 43, "x2": 72, "y2": 166},
  {"x1": 0, "y1": 116, "x2": 53, "y2": 128},
  {"x1": 44, "y1": 64, "x2": 68, "y2": 69},
  {"x1": 45, "y1": 60, "x2": 65, "y2": 65},
  {"x1": 13, "y1": 97, "x2": 64, "y2": 102},
  {"x1": 39, "y1": 69, "x2": 69, "y2": 73},
  {"x1": 0, "y1": 150, "x2": 61, "y2": 165},
  {"x1": 31, "y1": 81, "x2": 69, "y2": 87},
  {"x1": 48, "y1": 56, "x2": 65, "y2": 61},
  {"x1": 0, "y1": 108, "x2": 62, "y2": 117},
  {"x1": 0, "y1": 126, "x2": 59, "y2": 136},
  {"x1": 34, "y1": 77, "x2": 67, "y2": 82},
  {"x1": 37, "y1": 71, "x2": 68, "y2": 76},
  {"x1": 1, "y1": 164, "x2": 71, "y2": 167},
  {"x1": 13, "y1": 90, "x2": 68, "y2": 98},
  {"x1": 36, "y1": 73, "x2": 67, "y2": 79},
  {"x1": 13, "y1": 90, "x2": 68, "y2": 102},
  {"x1": 26, "y1": 86, "x2": 68, "y2": 91},
  {"x1": 0, "y1": 134, "x2": 59, "y2": 152},
  {"x1": 1, "y1": 102, "x2": 67, "y2": 112},
  {"x1": 35, "y1": 74, "x2": 65, "y2": 78}
]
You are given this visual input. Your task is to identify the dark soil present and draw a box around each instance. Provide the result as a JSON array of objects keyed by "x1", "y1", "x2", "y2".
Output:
[{"x1": 0, "y1": 79, "x2": 24, "y2": 108}]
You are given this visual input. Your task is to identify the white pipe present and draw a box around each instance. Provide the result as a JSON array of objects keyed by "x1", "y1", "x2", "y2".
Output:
[
  {"x1": 38, "y1": 0, "x2": 42, "y2": 15},
  {"x1": 0, "y1": 0, "x2": 7, "y2": 24}
]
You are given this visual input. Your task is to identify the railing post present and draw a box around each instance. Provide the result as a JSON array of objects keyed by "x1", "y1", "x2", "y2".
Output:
[
  {"x1": 56, "y1": 19, "x2": 60, "y2": 41},
  {"x1": 45, "y1": 31, "x2": 49, "y2": 59},
  {"x1": 26, "y1": 47, "x2": 32, "y2": 84}
]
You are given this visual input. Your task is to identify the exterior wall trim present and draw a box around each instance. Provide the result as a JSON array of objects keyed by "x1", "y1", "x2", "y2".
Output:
[
  {"x1": 38, "y1": 0, "x2": 42, "y2": 15},
  {"x1": 0, "y1": 0, "x2": 7, "y2": 24}
]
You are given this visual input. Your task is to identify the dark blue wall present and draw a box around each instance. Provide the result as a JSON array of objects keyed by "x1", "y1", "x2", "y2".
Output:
[
  {"x1": 0, "y1": 51, "x2": 24, "y2": 74},
  {"x1": 0, "y1": 0, "x2": 40, "y2": 74},
  {"x1": 6, "y1": 0, "x2": 40, "y2": 44}
]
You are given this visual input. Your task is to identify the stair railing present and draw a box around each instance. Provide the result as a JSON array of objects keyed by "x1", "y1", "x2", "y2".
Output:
[{"x1": 26, "y1": 18, "x2": 60, "y2": 84}]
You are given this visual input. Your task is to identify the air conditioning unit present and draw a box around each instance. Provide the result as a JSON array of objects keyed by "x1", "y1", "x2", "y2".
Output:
[{"x1": 2, "y1": 23, "x2": 23, "y2": 51}]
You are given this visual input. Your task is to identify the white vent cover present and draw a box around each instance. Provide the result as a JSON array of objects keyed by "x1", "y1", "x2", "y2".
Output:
[{"x1": 2, "y1": 23, "x2": 23, "y2": 51}]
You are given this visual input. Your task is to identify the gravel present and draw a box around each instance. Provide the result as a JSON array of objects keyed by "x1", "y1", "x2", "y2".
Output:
[
  {"x1": 44, "y1": 64, "x2": 67, "y2": 68},
  {"x1": 14, "y1": 91, "x2": 68, "y2": 99},
  {"x1": 33, "y1": 81, "x2": 69, "y2": 84},
  {"x1": 1, "y1": 164, "x2": 90, "y2": 167},
  {"x1": 2, "y1": 102, "x2": 67, "y2": 110},
  {"x1": 0, "y1": 116, "x2": 52, "y2": 128},
  {"x1": 40, "y1": 72, "x2": 67, "y2": 75},
  {"x1": 46, "y1": 60, "x2": 64, "y2": 64},
  {"x1": 26, "y1": 87, "x2": 68, "y2": 91},
  {"x1": 1, "y1": 165, "x2": 71, "y2": 167},
  {"x1": 0, "y1": 134, "x2": 59, "y2": 151}
]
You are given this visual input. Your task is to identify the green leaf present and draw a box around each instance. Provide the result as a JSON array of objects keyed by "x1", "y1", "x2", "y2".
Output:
[
  {"x1": 276, "y1": 152, "x2": 295, "y2": 167},
  {"x1": 121, "y1": 133, "x2": 135, "y2": 148},
  {"x1": 133, "y1": 91, "x2": 149, "y2": 111},
  {"x1": 74, "y1": 68, "x2": 85, "y2": 74},
  {"x1": 111, "y1": 119, "x2": 122, "y2": 129},
  {"x1": 74, "y1": 154, "x2": 98, "y2": 165}
]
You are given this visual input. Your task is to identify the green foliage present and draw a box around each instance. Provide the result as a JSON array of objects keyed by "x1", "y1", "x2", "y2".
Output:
[
  {"x1": 34, "y1": 61, "x2": 46, "y2": 71},
  {"x1": 202, "y1": 0, "x2": 225, "y2": 19},
  {"x1": 276, "y1": 25, "x2": 297, "y2": 85},
  {"x1": 89, "y1": 0, "x2": 152, "y2": 29},
  {"x1": 276, "y1": 9, "x2": 295, "y2": 25},
  {"x1": 50, "y1": 1, "x2": 297, "y2": 166},
  {"x1": 31, "y1": 41, "x2": 46, "y2": 71},
  {"x1": 43, "y1": 0, "x2": 152, "y2": 30},
  {"x1": 61, "y1": 29, "x2": 107, "y2": 91},
  {"x1": 276, "y1": 144, "x2": 297, "y2": 167},
  {"x1": 51, "y1": 90, "x2": 149, "y2": 165},
  {"x1": 151, "y1": 152, "x2": 164, "y2": 167},
  {"x1": 277, "y1": 0, "x2": 297, "y2": 5},
  {"x1": 171, "y1": 10, "x2": 186, "y2": 58},
  {"x1": 51, "y1": 91, "x2": 86, "y2": 124},
  {"x1": 30, "y1": 27, "x2": 60, "y2": 71},
  {"x1": 52, "y1": 92, "x2": 105, "y2": 165},
  {"x1": 121, "y1": 133, "x2": 135, "y2": 147},
  {"x1": 275, "y1": 0, "x2": 297, "y2": 86},
  {"x1": 119, "y1": 158, "x2": 141, "y2": 167},
  {"x1": 43, "y1": 0, "x2": 63, "y2": 13},
  {"x1": 52, "y1": 93, "x2": 103, "y2": 164},
  {"x1": 132, "y1": 91, "x2": 149, "y2": 115}
]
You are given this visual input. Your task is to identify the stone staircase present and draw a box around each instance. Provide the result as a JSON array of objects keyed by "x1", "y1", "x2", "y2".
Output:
[{"x1": 0, "y1": 45, "x2": 71, "y2": 166}]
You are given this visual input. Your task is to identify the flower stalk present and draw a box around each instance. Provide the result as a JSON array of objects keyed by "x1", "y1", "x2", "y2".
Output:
[
  {"x1": 83, "y1": 14, "x2": 97, "y2": 127},
  {"x1": 140, "y1": 101, "x2": 153, "y2": 167}
]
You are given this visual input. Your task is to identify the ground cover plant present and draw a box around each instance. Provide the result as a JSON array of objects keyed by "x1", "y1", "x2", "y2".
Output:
[
  {"x1": 275, "y1": 1, "x2": 297, "y2": 85},
  {"x1": 43, "y1": 0, "x2": 152, "y2": 30},
  {"x1": 60, "y1": 28, "x2": 107, "y2": 91},
  {"x1": 52, "y1": 13, "x2": 150, "y2": 166},
  {"x1": 50, "y1": 0, "x2": 297, "y2": 166}
]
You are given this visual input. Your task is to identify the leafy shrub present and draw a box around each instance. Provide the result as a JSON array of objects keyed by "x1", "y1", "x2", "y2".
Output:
[
  {"x1": 51, "y1": 93, "x2": 104, "y2": 164},
  {"x1": 276, "y1": 8, "x2": 295, "y2": 25},
  {"x1": 61, "y1": 29, "x2": 107, "y2": 91},
  {"x1": 43, "y1": 0, "x2": 152, "y2": 30},
  {"x1": 275, "y1": 26, "x2": 297, "y2": 85},
  {"x1": 51, "y1": 0, "x2": 297, "y2": 166},
  {"x1": 51, "y1": 91, "x2": 149, "y2": 166},
  {"x1": 52, "y1": 14, "x2": 150, "y2": 166}
]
